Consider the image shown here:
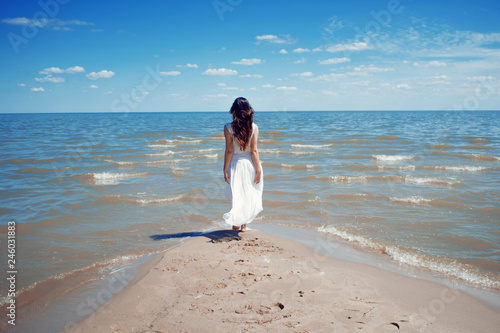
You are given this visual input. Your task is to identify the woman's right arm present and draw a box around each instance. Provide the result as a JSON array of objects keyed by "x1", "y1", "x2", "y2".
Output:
[
  {"x1": 223, "y1": 125, "x2": 233, "y2": 184},
  {"x1": 250, "y1": 125, "x2": 261, "y2": 184}
]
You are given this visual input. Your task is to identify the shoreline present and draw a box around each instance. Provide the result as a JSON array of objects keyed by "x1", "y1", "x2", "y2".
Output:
[
  {"x1": 66, "y1": 227, "x2": 500, "y2": 332},
  {"x1": 258, "y1": 224, "x2": 500, "y2": 311}
]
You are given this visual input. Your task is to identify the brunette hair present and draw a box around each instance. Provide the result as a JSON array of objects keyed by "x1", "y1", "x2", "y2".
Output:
[{"x1": 229, "y1": 97, "x2": 254, "y2": 151}]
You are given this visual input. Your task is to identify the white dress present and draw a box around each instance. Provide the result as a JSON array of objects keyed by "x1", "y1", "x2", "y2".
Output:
[{"x1": 223, "y1": 122, "x2": 263, "y2": 227}]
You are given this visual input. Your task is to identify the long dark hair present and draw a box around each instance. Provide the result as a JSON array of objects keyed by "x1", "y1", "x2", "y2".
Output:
[{"x1": 229, "y1": 97, "x2": 254, "y2": 151}]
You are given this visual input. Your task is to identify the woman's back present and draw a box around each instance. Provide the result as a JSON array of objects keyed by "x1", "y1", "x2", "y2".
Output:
[{"x1": 226, "y1": 122, "x2": 256, "y2": 157}]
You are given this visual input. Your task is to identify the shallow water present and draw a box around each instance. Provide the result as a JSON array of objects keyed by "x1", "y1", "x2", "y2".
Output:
[{"x1": 0, "y1": 111, "x2": 499, "y2": 309}]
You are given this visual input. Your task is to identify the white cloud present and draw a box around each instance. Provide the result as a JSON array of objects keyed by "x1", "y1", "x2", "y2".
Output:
[
  {"x1": 240, "y1": 74, "x2": 263, "y2": 78},
  {"x1": 65, "y1": 66, "x2": 86, "y2": 73},
  {"x1": 321, "y1": 90, "x2": 338, "y2": 96},
  {"x1": 31, "y1": 87, "x2": 44, "y2": 92},
  {"x1": 422, "y1": 74, "x2": 451, "y2": 85},
  {"x1": 89, "y1": 85, "x2": 98, "y2": 89},
  {"x1": 427, "y1": 74, "x2": 449, "y2": 80},
  {"x1": 394, "y1": 84, "x2": 411, "y2": 89},
  {"x1": 222, "y1": 87, "x2": 240, "y2": 90},
  {"x1": 346, "y1": 81, "x2": 370, "y2": 86},
  {"x1": 39, "y1": 67, "x2": 64, "y2": 74},
  {"x1": 318, "y1": 57, "x2": 350, "y2": 65},
  {"x1": 352, "y1": 65, "x2": 395, "y2": 74},
  {"x1": 293, "y1": 48, "x2": 311, "y2": 53},
  {"x1": 39, "y1": 66, "x2": 85, "y2": 74},
  {"x1": 176, "y1": 63, "x2": 199, "y2": 68},
  {"x1": 312, "y1": 73, "x2": 347, "y2": 82},
  {"x1": 2, "y1": 17, "x2": 93, "y2": 30},
  {"x1": 326, "y1": 42, "x2": 372, "y2": 53},
  {"x1": 413, "y1": 61, "x2": 447, "y2": 67},
  {"x1": 86, "y1": 70, "x2": 115, "y2": 80},
  {"x1": 255, "y1": 34, "x2": 294, "y2": 44},
  {"x1": 231, "y1": 58, "x2": 262, "y2": 66},
  {"x1": 429, "y1": 60, "x2": 447, "y2": 67},
  {"x1": 205, "y1": 94, "x2": 229, "y2": 98},
  {"x1": 17, "y1": 83, "x2": 26, "y2": 87},
  {"x1": 279, "y1": 49, "x2": 288, "y2": 54},
  {"x1": 277, "y1": 86, "x2": 297, "y2": 91},
  {"x1": 292, "y1": 58, "x2": 306, "y2": 64},
  {"x1": 160, "y1": 71, "x2": 181, "y2": 76},
  {"x1": 466, "y1": 76, "x2": 496, "y2": 81},
  {"x1": 202, "y1": 68, "x2": 238, "y2": 76},
  {"x1": 217, "y1": 83, "x2": 226, "y2": 87},
  {"x1": 262, "y1": 84, "x2": 275, "y2": 88},
  {"x1": 35, "y1": 75, "x2": 65, "y2": 83},
  {"x1": 290, "y1": 72, "x2": 313, "y2": 77}
]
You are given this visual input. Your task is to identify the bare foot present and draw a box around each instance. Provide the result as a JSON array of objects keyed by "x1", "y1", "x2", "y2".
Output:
[
  {"x1": 232, "y1": 226, "x2": 240, "y2": 232},
  {"x1": 241, "y1": 224, "x2": 252, "y2": 232}
]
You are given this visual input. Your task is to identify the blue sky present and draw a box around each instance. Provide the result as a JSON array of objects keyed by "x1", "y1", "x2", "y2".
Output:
[{"x1": 1, "y1": 0, "x2": 500, "y2": 112}]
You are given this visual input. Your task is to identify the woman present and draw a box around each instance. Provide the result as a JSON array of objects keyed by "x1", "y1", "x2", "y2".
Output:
[{"x1": 223, "y1": 97, "x2": 263, "y2": 232}]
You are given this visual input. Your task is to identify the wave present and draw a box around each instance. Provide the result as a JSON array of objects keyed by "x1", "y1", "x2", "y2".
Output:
[
  {"x1": 259, "y1": 148, "x2": 316, "y2": 156},
  {"x1": 145, "y1": 150, "x2": 177, "y2": 157},
  {"x1": 145, "y1": 158, "x2": 194, "y2": 166},
  {"x1": 147, "y1": 144, "x2": 177, "y2": 149},
  {"x1": 95, "y1": 194, "x2": 184, "y2": 205},
  {"x1": 325, "y1": 193, "x2": 379, "y2": 200},
  {"x1": 181, "y1": 154, "x2": 219, "y2": 160},
  {"x1": 422, "y1": 166, "x2": 490, "y2": 172},
  {"x1": 318, "y1": 225, "x2": 500, "y2": 290},
  {"x1": 371, "y1": 154, "x2": 417, "y2": 162},
  {"x1": 85, "y1": 172, "x2": 149, "y2": 185},
  {"x1": 390, "y1": 196, "x2": 432, "y2": 205},
  {"x1": 103, "y1": 159, "x2": 138, "y2": 167},
  {"x1": 262, "y1": 162, "x2": 319, "y2": 170},
  {"x1": 389, "y1": 196, "x2": 465, "y2": 208},
  {"x1": 311, "y1": 175, "x2": 406, "y2": 184},
  {"x1": 469, "y1": 138, "x2": 489, "y2": 144},
  {"x1": 152, "y1": 139, "x2": 204, "y2": 145},
  {"x1": 405, "y1": 175, "x2": 461, "y2": 187},
  {"x1": 169, "y1": 166, "x2": 194, "y2": 172},
  {"x1": 464, "y1": 154, "x2": 500, "y2": 162},
  {"x1": 94, "y1": 194, "x2": 225, "y2": 206},
  {"x1": 343, "y1": 164, "x2": 494, "y2": 172},
  {"x1": 342, "y1": 164, "x2": 416, "y2": 171},
  {"x1": 376, "y1": 135, "x2": 399, "y2": 140},
  {"x1": 187, "y1": 148, "x2": 221, "y2": 153},
  {"x1": 291, "y1": 144, "x2": 335, "y2": 149}
]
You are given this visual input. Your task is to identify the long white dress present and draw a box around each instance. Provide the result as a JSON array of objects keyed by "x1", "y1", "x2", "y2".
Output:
[{"x1": 223, "y1": 122, "x2": 263, "y2": 227}]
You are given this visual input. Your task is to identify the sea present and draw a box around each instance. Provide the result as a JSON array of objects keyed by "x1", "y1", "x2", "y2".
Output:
[{"x1": 1, "y1": 111, "x2": 499, "y2": 330}]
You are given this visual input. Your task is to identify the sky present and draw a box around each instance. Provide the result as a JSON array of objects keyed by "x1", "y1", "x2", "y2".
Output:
[{"x1": 1, "y1": 0, "x2": 500, "y2": 112}]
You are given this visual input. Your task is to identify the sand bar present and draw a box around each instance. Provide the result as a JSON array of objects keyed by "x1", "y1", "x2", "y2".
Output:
[{"x1": 66, "y1": 229, "x2": 500, "y2": 332}]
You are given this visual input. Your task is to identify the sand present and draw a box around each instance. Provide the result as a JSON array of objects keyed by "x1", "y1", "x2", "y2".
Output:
[{"x1": 66, "y1": 229, "x2": 500, "y2": 332}]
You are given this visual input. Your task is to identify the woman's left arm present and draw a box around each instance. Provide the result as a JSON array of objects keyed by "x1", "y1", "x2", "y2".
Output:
[
  {"x1": 223, "y1": 125, "x2": 233, "y2": 184},
  {"x1": 250, "y1": 125, "x2": 261, "y2": 184}
]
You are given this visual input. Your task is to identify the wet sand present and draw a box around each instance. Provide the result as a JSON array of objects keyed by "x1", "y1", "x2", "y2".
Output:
[{"x1": 66, "y1": 229, "x2": 500, "y2": 332}]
